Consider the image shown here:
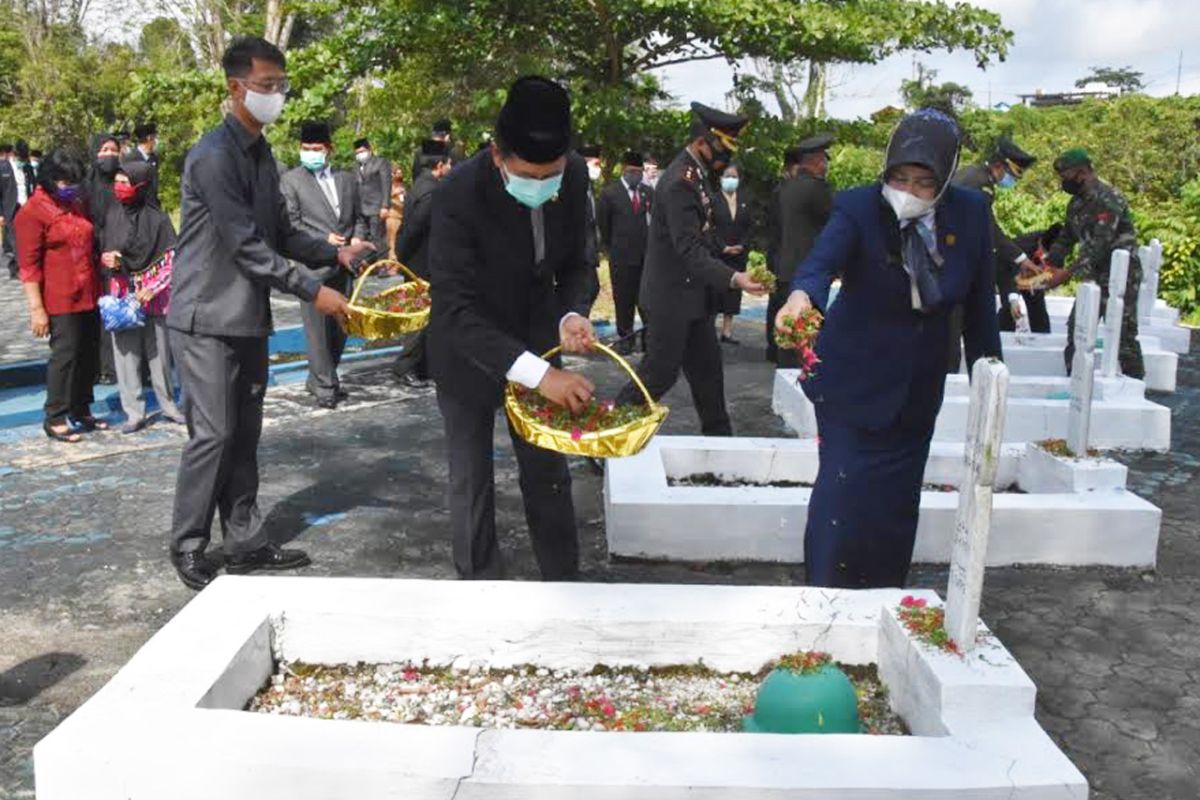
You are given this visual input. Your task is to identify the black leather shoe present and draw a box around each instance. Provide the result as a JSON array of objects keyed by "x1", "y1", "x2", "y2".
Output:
[
  {"x1": 171, "y1": 551, "x2": 217, "y2": 591},
  {"x1": 399, "y1": 372, "x2": 430, "y2": 389},
  {"x1": 315, "y1": 396, "x2": 338, "y2": 410},
  {"x1": 225, "y1": 543, "x2": 312, "y2": 575},
  {"x1": 334, "y1": 388, "x2": 350, "y2": 401}
]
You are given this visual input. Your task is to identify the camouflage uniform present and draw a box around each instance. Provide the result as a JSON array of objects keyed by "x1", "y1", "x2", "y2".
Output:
[{"x1": 1045, "y1": 179, "x2": 1144, "y2": 379}]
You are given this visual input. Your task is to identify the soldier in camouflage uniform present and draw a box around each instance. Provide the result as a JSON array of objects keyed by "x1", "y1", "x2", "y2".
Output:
[{"x1": 1040, "y1": 148, "x2": 1144, "y2": 379}]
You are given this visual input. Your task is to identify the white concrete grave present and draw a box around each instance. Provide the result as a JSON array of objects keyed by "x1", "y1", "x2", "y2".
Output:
[
  {"x1": 605, "y1": 436, "x2": 1160, "y2": 568},
  {"x1": 989, "y1": 330, "x2": 1177, "y2": 393},
  {"x1": 35, "y1": 576, "x2": 1087, "y2": 799},
  {"x1": 1066, "y1": 282, "x2": 1102, "y2": 457},
  {"x1": 945, "y1": 359, "x2": 1008, "y2": 652},
  {"x1": 775, "y1": 368, "x2": 1171, "y2": 452},
  {"x1": 1100, "y1": 252, "x2": 1129, "y2": 379}
]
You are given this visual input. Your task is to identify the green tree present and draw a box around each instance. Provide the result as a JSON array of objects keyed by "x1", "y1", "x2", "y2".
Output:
[
  {"x1": 1074, "y1": 66, "x2": 1145, "y2": 94},
  {"x1": 900, "y1": 63, "x2": 973, "y2": 114},
  {"x1": 139, "y1": 17, "x2": 198, "y2": 71}
]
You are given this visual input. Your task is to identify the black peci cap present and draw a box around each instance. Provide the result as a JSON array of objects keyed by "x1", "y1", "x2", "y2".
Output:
[
  {"x1": 134, "y1": 122, "x2": 157, "y2": 140},
  {"x1": 300, "y1": 121, "x2": 332, "y2": 144},
  {"x1": 495, "y1": 76, "x2": 573, "y2": 164},
  {"x1": 622, "y1": 150, "x2": 643, "y2": 167},
  {"x1": 353, "y1": 138, "x2": 371, "y2": 150},
  {"x1": 432, "y1": 119, "x2": 452, "y2": 136},
  {"x1": 420, "y1": 139, "x2": 450, "y2": 157},
  {"x1": 796, "y1": 133, "x2": 834, "y2": 155},
  {"x1": 579, "y1": 144, "x2": 602, "y2": 159}
]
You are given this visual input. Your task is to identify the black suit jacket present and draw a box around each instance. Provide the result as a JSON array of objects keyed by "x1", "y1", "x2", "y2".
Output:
[
  {"x1": 638, "y1": 148, "x2": 734, "y2": 323},
  {"x1": 428, "y1": 150, "x2": 592, "y2": 407},
  {"x1": 357, "y1": 155, "x2": 392, "y2": 216},
  {"x1": 122, "y1": 149, "x2": 161, "y2": 208},
  {"x1": 712, "y1": 188, "x2": 753, "y2": 270},
  {"x1": 0, "y1": 160, "x2": 19, "y2": 222},
  {"x1": 952, "y1": 163, "x2": 1025, "y2": 290},
  {"x1": 396, "y1": 171, "x2": 439, "y2": 278},
  {"x1": 596, "y1": 179, "x2": 652, "y2": 267},
  {"x1": 776, "y1": 174, "x2": 832, "y2": 283}
]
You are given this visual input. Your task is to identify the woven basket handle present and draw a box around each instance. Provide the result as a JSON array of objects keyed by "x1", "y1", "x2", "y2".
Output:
[
  {"x1": 539, "y1": 342, "x2": 656, "y2": 408},
  {"x1": 349, "y1": 259, "x2": 422, "y2": 306}
]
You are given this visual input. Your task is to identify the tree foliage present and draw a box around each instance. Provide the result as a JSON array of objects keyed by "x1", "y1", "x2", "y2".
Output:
[{"x1": 1075, "y1": 65, "x2": 1145, "y2": 94}]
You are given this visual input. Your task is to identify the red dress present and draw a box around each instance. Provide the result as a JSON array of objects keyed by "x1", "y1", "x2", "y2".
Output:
[{"x1": 15, "y1": 187, "x2": 101, "y2": 316}]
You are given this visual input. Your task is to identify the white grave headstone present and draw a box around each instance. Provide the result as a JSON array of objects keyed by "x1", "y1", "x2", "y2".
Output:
[
  {"x1": 1066, "y1": 283, "x2": 1102, "y2": 457},
  {"x1": 1136, "y1": 244, "x2": 1155, "y2": 324},
  {"x1": 1101, "y1": 250, "x2": 1130, "y2": 378},
  {"x1": 945, "y1": 358, "x2": 1010, "y2": 652},
  {"x1": 1147, "y1": 239, "x2": 1163, "y2": 321}
]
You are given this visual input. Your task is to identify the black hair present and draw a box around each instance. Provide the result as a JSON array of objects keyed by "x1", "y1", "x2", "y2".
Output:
[
  {"x1": 30, "y1": 149, "x2": 42, "y2": 158},
  {"x1": 221, "y1": 36, "x2": 286, "y2": 79},
  {"x1": 37, "y1": 148, "x2": 86, "y2": 194},
  {"x1": 15, "y1": 140, "x2": 29, "y2": 159}
]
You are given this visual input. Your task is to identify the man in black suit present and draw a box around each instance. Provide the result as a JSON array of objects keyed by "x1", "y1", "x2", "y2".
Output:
[
  {"x1": 0, "y1": 143, "x2": 21, "y2": 279},
  {"x1": 122, "y1": 122, "x2": 162, "y2": 208},
  {"x1": 353, "y1": 137, "x2": 392, "y2": 252},
  {"x1": 597, "y1": 149, "x2": 653, "y2": 353},
  {"x1": 614, "y1": 103, "x2": 767, "y2": 436},
  {"x1": 578, "y1": 144, "x2": 603, "y2": 316},
  {"x1": 392, "y1": 138, "x2": 453, "y2": 387},
  {"x1": 428, "y1": 76, "x2": 596, "y2": 581},
  {"x1": 281, "y1": 121, "x2": 370, "y2": 408},
  {"x1": 411, "y1": 119, "x2": 456, "y2": 180},
  {"x1": 770, "y1": 133, "x2": 834, "y2": 367}
]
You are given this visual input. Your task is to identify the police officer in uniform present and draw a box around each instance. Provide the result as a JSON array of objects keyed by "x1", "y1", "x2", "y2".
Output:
[
  {"x1": 1037, "y1": 148, "x2": 1144, "y2": 379},
  {"x1": 614, "y1": 103, "x2": 766, "y2": 436},
  {"x1": 770, "y1": 133, "x2": 834, "y2": 367},
  {"x1": 949, "y1": 137, "x2": 1041, "y2": 360}
]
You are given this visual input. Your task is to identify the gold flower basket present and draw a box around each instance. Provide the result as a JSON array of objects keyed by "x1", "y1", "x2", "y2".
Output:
[
  {"x1": 505, "y1": 342, "x2": 669, "y2": 459},
  {"x1": 1016, "y1": 270, "x2": 1055, "y2": 292},
  {"x1": 345, "y1": 259, "x2": 430, "y2": 340}
]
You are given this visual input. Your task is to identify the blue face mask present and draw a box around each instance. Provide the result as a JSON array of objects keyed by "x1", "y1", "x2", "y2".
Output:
[
  {"x1": 502, "y1": 164, "x2": 562, "y2": 209},
  {"x1": 721, "y1": 176, "x2": 740, "y2": 193},
  {"x1": 300, "y1": 150, "x2": 327, "y2": 172},
  {"x1": 997, "y1": 172, "x2": 1017, "y2": 189}
]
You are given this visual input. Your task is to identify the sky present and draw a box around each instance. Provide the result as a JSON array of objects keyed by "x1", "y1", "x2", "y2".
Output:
[{"x1": 654, "y1": 0, "x2": 1200, "y2": 119}]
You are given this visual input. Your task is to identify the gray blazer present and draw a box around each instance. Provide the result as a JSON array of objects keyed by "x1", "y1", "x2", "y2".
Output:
[
  {"x1": 281, "y1": 166, "x2": 368, "y2": 281},
  {"x1": 356, "y1": 155, "x2": 392, "y2": 216}
]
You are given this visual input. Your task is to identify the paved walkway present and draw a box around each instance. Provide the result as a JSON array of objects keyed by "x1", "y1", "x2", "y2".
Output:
[{"x1": 0, "y1": 316, "x2": 1197, "y2": 799}]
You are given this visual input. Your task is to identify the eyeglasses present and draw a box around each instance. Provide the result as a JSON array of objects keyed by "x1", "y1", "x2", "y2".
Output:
[
  {"x1": 238, "y1": 76, "x2": 291, "y2": 94},
  {"x1": 888, "y1": 175, "x2": 938, "y2": 191}
]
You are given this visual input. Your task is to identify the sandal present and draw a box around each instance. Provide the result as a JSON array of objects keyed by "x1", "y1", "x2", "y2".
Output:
[
  {"x1": 75, "y1": 416, "x2": 110, "y2": 432},
  {"x1": 43, "y1": 420, "x2": 82, "y2": 444}
]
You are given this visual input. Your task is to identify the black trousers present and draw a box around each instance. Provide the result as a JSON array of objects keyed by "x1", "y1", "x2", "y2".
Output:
[
  {"x1": 581, "y1": 266, "x2": 601, "y2": 318},
  {"x1": 169, "y1": 331, "x2": 270, "y2": 557},
  {"x1": 45, "y1": 310, "x2": 100, "y2": 424},
  {"x1": 617, "y1": 310, "x2": 732, "y2": 436},
  {"x1": 1, "y1": 220, "x2": 16, "y2": 278},
  {"x1": 997, "y1": 291, "x2": 1050, "y2": 333},
  {"x1": 392, "y1": 329, "x2": 429, "y2": 380},
  {"x1": 437, "y1": 388, "x2": 579, "y2": 580},
  {"x1": 366, "y1": 214, "x2": 387, "y2": 255},
  {"x1": 766, "y1": 286, "x2": 800, "y2": 368},
  {"x1": 610, "y1": 262, "x2": 643, "y2": 337}
]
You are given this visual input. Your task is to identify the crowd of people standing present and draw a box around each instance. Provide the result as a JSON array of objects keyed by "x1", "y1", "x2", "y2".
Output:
[{"x1": 4, "y1": 34, "x2": 1149, "y2": 595}]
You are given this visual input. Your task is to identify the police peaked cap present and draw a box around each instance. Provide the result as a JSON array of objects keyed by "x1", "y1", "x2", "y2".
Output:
[
  {"x1": 299, "y1": 121, "x2": 333, "y2": 144},
  {"x1": 495, "y1": 76, "x2": 572, "y2": 164},
  {"x1": 690, "y1": 102, "x2": 748, "y2": 149},
  {"x1": 992, "y1": 135, "x2": 1036, "y2": 171}
]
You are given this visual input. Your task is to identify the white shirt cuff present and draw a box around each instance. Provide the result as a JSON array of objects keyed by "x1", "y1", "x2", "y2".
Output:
[
  {"x1": 507, "y1": 351, "x2": 551, "y2": 389},
  {"x1": 560, "y1": 311, "x2": 583, "y2": 329},
  {"x1": 1014, "y1": 253, "x2": 1029, "y2": 264},
  {"x1": 1007, "y1": 293, "x2": 1021, "y2": 304}
]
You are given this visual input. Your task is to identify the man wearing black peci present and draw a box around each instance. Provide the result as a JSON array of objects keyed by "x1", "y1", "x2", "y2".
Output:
[
  {"x1": 614, "y1": 103, "x2": 767, "y2": 436},
  {"x1": 597, "y1": 150, "x2": 653, "y2": 354},
  {"x1": 166, "y1": 36, "x2": 373, "y2": 590},
  {"x1": 428, "y1": 76, "x2": 596, "y2": 581}
]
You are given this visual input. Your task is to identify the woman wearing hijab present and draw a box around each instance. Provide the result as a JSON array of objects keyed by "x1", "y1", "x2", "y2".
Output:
[
  {"x1": 99, "y1": 161, "x2": 184, "y2": 433},
  {"x1": 775, "y1": 109, "x2": 1001, "y2": 588},
  {"x1": 87, "y1": 132, "x2": 122, "y2": 385},
  {"x1": 712, "y1": 163, "x2": 753, "y2": 344},
  {"x1": 16, "y1": 148, "x2": 107, "y2": 443}
]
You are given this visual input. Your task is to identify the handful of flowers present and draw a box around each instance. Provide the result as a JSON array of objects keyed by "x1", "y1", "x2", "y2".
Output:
[
  {"x1": 774, "y1": 308, "x2": 823, "y2": 381},
  {"x1": 357, "y1": 281, "x2": 431, "y2": 314},
  {"x1": 510, "y1": 386, "x2": 649, "y2": 442},
  {"x1": 746, "y1": 261, "x2": 777, "y2": 293}
]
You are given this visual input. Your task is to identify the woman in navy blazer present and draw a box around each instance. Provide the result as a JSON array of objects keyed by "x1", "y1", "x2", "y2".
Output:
[{"x1": 775, "y1": 109, "x2": 1001, "y2": 588}]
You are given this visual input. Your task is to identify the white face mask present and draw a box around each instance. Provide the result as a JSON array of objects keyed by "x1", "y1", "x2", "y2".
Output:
[
  {"x1": 243, "y1": 89, "x2": 285, "y2": 125},
  {"x1": 587, "y1": 163, "x2": 601, "y2": 181},
  {"x1": 356, "y1": 151, "x2": 371, "y2": 164},
  {"x1": 881, "y1": 183, "x2": 936, "y2": 222}
]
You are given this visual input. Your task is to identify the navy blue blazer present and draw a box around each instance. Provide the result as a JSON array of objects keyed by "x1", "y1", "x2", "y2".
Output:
[{"x1": 791, "y1": 184, "x2": 1001, "y2": 432}]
